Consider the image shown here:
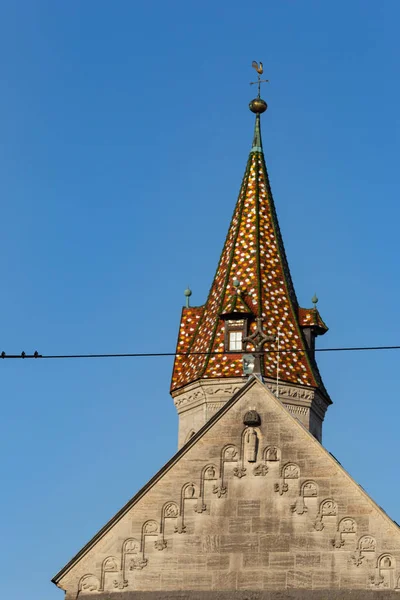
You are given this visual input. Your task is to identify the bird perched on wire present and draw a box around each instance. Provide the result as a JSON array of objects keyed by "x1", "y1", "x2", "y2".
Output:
[{"x1": 252, "y1": 61, "x2": 263, "y2": 75}]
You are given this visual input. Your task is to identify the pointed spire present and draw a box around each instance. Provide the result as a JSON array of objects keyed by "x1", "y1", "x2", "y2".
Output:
[
  {"x1": 171, "y1": 67, "x2": 329, "y2": 402},
  {"x1": 251, "y1": 114, "x2": 263, "y2": 153}
]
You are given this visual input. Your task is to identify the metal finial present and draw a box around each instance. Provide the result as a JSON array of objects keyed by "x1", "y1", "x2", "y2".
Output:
[
  {"x1": 312, "y1": 293, "x2": 318, "y2": 308},
  {"x1": 184, "y1": 286, "x2": 192, "y2": 308}
]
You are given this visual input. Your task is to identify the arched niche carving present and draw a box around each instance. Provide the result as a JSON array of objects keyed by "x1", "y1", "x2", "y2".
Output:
[
  {"x1": 79, "y1": 574, "x2": 100, "y2": 593},
  {"x1": 175, "y1": 482, "x2": 197, "y2": 534},
  {"x1": 332, "y1": 517, "x2": 357, "y2": 548},
  {"x1": 122, "y1": 537, "x2": 146, "y2": 577},
  {"x1": 371, "y1": 554, "x2": 396, "y2": 588},
  {"x1": 195, "y1": 463, "x2": 218, "y2": 512},
  {"x1": 275, "y1": 462, "x2": 300, "y2": 495},
  {"x1": 313, "y1": 498, "x2": 337, "y2": 531},
  {"x1": 99, "y1": 556, "x2": 119, "y2": 591},
  {"x1": 291, "y1": 480, "x2": 318, "y2": 515},
  {"x1": 264, "y1": 445, "x2": 280, "y2": 462},
  {"x1": 155, "y1": 501, "x2": 179, "y2": 550},
  {"x1": 351, "y1": 535, "x2": 377, "y2": 566}
]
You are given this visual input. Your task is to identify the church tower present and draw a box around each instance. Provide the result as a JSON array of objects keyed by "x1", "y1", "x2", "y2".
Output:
[
  {"x1": 52, "y1": 66, "x2": 400, "y2": 598},
  {"x1": 171, "y1": 69, "x2": 329, "y2": 448}
]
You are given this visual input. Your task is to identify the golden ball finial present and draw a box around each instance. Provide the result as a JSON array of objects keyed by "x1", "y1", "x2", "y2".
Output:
[{"x1": 249, "y1": 98, "x2": 268, "y2": 114}]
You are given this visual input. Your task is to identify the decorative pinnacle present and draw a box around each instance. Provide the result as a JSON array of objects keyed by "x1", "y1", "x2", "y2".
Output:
[
  {"x1": 184, "y1": 286, "x2": 192, "y2": 308},
  {"x1": 312, "y1": 293, "x2": 318, "y2": 308},
  {"x1": 249, "y1": 61, "x2": 267, "y2": 152}
]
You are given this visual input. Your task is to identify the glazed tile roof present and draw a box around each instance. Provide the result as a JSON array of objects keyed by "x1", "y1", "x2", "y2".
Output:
[
  {"x1": 171, "y1": 115, "x2": 328, "y2": 398},
  {"x1": 298, "y1": 307, "x2": 328, "y2": 332}
]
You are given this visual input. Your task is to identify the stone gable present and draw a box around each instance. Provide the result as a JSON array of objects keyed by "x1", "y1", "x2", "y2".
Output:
[{"x1": 53, "y1": 378, "x2": 400, "y2": 597}]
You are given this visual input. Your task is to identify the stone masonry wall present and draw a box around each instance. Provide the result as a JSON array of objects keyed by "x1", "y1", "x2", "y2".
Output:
[{"x1": 56, "y1": 380, "x2": 400, "y2": 597}]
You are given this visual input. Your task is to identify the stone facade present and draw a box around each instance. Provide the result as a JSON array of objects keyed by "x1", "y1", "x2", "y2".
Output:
[
  {"x1": 173, "y1": 377, "x2": 330, "y2": 448},
  {"x1": 53, "y1": 378, "x2": 400, "y2": 597}
]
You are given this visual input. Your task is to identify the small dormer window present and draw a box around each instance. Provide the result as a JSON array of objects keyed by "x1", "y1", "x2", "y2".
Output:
[
  {"x1": 225, "y1": 319, "x2": 245, "y2": 352},
  {"x1": 229, "y1": 330, "x2": 243, "y2": 351}
]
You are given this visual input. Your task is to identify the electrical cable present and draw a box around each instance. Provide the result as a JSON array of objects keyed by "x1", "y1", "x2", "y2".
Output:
[{"x1": 1, "y1": 345, "x2": 400, "y2": 360}]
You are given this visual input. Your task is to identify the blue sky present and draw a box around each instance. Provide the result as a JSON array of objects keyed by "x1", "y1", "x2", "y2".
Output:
[{"x1": 0, "y1": 2, "x2": 399, "y2": 598}]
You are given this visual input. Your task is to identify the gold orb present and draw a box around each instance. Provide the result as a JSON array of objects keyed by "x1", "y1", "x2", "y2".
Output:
[{"x1": 249, "y1": 98, "x2": 268, "y2": 114}]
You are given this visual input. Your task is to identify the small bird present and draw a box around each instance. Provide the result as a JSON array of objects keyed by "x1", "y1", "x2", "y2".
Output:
[{"x1": 252, "y1": 60, "x2": 263, "y2": 75}]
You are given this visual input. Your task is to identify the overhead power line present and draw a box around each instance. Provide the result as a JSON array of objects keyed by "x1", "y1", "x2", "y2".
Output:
[{"x1": 1, "y1": 345, "x2": 400, "y2": 360}]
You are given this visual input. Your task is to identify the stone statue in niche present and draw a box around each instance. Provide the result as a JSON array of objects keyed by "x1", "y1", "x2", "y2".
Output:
[
  {"x1": 245, "y1": 428, "x2": 258, "y2": 463},
  {"x1": 79, "y1": 575, "x2": 100, "y2": 593}
]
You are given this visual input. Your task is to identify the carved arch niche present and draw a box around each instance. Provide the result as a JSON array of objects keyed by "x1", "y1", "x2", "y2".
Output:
[
  {"x1": 121, "y1": 537, "x2": 146, "y2": 584},
  {"x1": 351, "y1": 535, "x2": 376, "y2": 566},
  {"x1": 371, "y1": 554, "x2": 396, "y2": 589},
  {"x1": 274, "y1": 462, "x2": 300, "y2": 495},
  {"x1": 99, "y1": 556, "x2": 119, "y2": 591},
  {"x1": 140, "y1": 519, "x2": 159, "y2": 562},
  {"x1": 332, "y1": 517, "x2": 357, "y2": 549},
  {"x1": 79, "y1": 574, "x2": 100, "y2": 594},
  {"x1": 313, "y1": 498, "x2": 338, "y2": 531},
  {"x1": 291, "y1": 480, "x2": 318, "y2": 515},
  {"x1": 155, "y1": 501, "x2": 179, "y2": 550},
  {"x1": 175, "y1": 482, "x2": 198, "y2": 533},
  {"x1": 195, "y1": 463, "x2": 218, "y2": 512},
  {"x1": 212, "y1": 444, "x2": 239, "y2": 500}
]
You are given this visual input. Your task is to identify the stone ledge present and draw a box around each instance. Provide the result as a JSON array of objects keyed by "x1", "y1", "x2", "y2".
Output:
[{"x1": 76, "y1": 591, "x2": 400, "y2": 600}]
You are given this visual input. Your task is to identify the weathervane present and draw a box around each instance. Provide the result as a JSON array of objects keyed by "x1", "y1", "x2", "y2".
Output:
[{"x1": 250, "y1": 61, "x2": 269, "y2": 98}]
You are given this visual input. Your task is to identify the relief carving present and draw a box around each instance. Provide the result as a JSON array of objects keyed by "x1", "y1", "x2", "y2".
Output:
[
  {"x1": 175, "y1": 482, "x2": 197, "y2": 533},
  {"x1": 332, "y1": 517, "x2": 357, "y2": 549},
  {"x1": 122, "y1": 537, "x2": 146, "y2": 581},
  {"x1": 207, "y1": 385, "x2": 241, "y2": 396},
  {"x1": 140, "y1": 520, "x2": 158, "y2": 564},
  {"x1": 264, "y1": 446, "x2": 279, "y2": 462},
  {"x1": 253, "y1": 463, "x2": 268, "y2": 476},
  {"x1": 275, "y1": 462, "x2": 300, "y2": 495},
  {"x1": 79, "y1": 575, "x2": 100, "y2": 593},
  {"x1": 244, "y1": 428, "x2": 258, "y2": 463},
  {"x1": 174, "y1": 390, "x2": 204, "y2": 408},
  {"x1": 212, "y1": 444, "x2": 239, "y2": 499},
  {"x1": 100, "y1": 556, "x2": 119, "y2": 591},
  {"x1": 157, "y1": 501, "x2": 179, "y2": 550},
  {"x1": 195, "y1": 464, "x2": 218, "y2": 513},
  {"x1": 313, "y1": 498, "x2": 337, "y2": 531},
  {"x1": 266, "y1": 383, "x2": 314, "y2": 401},
  {"x1": 351, "y1": 535, "x2": 376, "y2": 566},
  {"x1": 292, "y1": 480, "x2": 318, "y2": 515},
  {"x1": 370, "y1": 555, "x2": 395, "y2": 589}
]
